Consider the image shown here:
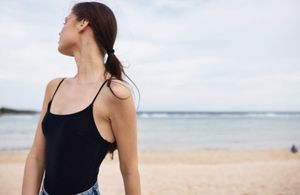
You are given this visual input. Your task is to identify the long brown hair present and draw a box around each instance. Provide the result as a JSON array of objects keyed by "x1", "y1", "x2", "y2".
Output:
[{"x1": 71, "y1": 2, "x2": 140, "y2": 160}]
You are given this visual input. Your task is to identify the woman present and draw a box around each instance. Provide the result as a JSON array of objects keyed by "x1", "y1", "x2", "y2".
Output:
[{"x1": 22, "y1": 2, "x2": 141, "y2": 195}]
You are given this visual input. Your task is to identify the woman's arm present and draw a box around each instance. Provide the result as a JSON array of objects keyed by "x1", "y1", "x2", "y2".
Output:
[
  {"x1": 108, "y1": 80, "x2": 141, "y2": 195},
  {"x1": 22, "y1": 78, "x2": 61, "y2": 195}
]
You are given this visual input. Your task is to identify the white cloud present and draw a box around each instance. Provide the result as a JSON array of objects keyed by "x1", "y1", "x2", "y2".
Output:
[{"x1": 0, "y1": 0, "x2": 299, "y2": 111}]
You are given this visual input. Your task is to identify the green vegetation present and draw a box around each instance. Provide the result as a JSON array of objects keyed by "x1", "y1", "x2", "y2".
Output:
[{"x1": 0, "y1": 107, "x2": 38, "y2": 116}]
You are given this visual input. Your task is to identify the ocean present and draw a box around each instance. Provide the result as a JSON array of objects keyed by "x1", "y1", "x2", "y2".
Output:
[{"x1": 0, "y1": 112, "x2": 300, "y2": 152}]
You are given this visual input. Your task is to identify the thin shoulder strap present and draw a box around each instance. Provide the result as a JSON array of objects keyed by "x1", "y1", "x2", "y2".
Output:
[
  {"x1": 91, "y1": 79, "x2": 108, "y2": 104},
  {"x1": 50, "y1": 77, "x2": 66, "y2": 101}
]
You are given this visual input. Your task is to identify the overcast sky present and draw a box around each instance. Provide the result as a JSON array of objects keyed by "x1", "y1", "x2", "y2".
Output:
[{"x1": 0, "y1": 0, "x2": 299, "y2": 112}]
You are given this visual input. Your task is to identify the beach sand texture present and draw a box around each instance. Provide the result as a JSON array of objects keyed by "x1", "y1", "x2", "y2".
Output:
[{"x1": 0, "y1": 149, "x2": 299, "y2": 195}]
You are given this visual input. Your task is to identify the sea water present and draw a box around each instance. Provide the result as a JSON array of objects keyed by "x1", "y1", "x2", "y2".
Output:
[{"x1": 0, "y1": 112, "x2": 300, "y2": 151}]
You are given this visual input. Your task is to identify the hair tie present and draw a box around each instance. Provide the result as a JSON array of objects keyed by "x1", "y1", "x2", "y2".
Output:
[{"x1": 107, "y1": 48, "x2": 115, "y2": 56}]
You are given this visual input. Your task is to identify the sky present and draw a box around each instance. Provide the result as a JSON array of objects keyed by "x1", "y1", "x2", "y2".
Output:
[{"x1": 0, "y1": 0, "x2": 299, "y2": 112}]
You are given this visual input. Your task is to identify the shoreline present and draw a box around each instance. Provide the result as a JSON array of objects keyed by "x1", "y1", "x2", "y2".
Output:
[{"x1": 1, "y1": 148, "x2": 299, "y2": 164}]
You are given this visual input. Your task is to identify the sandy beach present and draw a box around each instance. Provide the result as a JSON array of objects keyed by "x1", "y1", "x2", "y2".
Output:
[{"x1": 0, "y1": 149, "x2": 299, "y2": 195}]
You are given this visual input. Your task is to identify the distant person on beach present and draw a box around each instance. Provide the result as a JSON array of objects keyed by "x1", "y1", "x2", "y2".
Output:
[
  {"x1": 22, "y1": 2, "x2": 141, "y2": 195},
  {"x1": 290, "y1": 144, "x2": 298, "y2": 153}
]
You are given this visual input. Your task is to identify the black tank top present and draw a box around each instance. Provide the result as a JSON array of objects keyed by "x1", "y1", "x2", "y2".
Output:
[{"x1": 41, "y1": 77, "x2": 115, "y2": 194}]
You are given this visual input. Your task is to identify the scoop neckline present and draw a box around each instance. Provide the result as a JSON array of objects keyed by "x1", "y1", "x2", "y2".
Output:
[
  {"x1": 48, "y1": 99, "x2": 93, "y2": 117},
  {"x1": 47, "y1": 78, "x2": 109, "y2": 117}
]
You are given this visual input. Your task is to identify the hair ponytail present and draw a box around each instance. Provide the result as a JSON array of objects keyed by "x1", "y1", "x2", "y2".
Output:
[{"x1": 72, "y1": 2, "x2": 140, "y2": 160}]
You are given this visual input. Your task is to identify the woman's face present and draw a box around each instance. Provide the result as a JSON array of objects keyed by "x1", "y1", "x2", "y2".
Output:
[{"x1": 58, "y1": 12, "x2": 79, "y2": 56}]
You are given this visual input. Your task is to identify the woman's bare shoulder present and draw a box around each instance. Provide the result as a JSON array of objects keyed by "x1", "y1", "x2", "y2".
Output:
[
  {"x1": 44, "y1": 77, "x2": 66, "y2": 99},
  {"x1": 107, "y1": 78, "x2": 132, "y2": 100}
]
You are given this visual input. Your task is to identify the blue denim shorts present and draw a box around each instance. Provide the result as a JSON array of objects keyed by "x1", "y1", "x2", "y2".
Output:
[{"x1": 40, "y1": 180, "x2": 100, "y2": 195}]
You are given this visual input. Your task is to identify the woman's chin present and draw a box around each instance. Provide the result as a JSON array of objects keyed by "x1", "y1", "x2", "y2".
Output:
[
  {"x1": 57, "y1": 47, "x2": 73, "y2": 57},
  {"x1": 57, "y1": 40, "x2": 76, "y2": 56}
]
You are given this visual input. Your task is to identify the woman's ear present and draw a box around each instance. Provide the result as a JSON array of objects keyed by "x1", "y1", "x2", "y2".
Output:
[{"x1": 77, "y1": 19, "x2": 89, "y2": 32}]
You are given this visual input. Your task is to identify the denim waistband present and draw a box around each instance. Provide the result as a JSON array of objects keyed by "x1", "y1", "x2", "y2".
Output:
[{"x1": 40, "y1": 180, "x2": 100, "y2": 195}]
